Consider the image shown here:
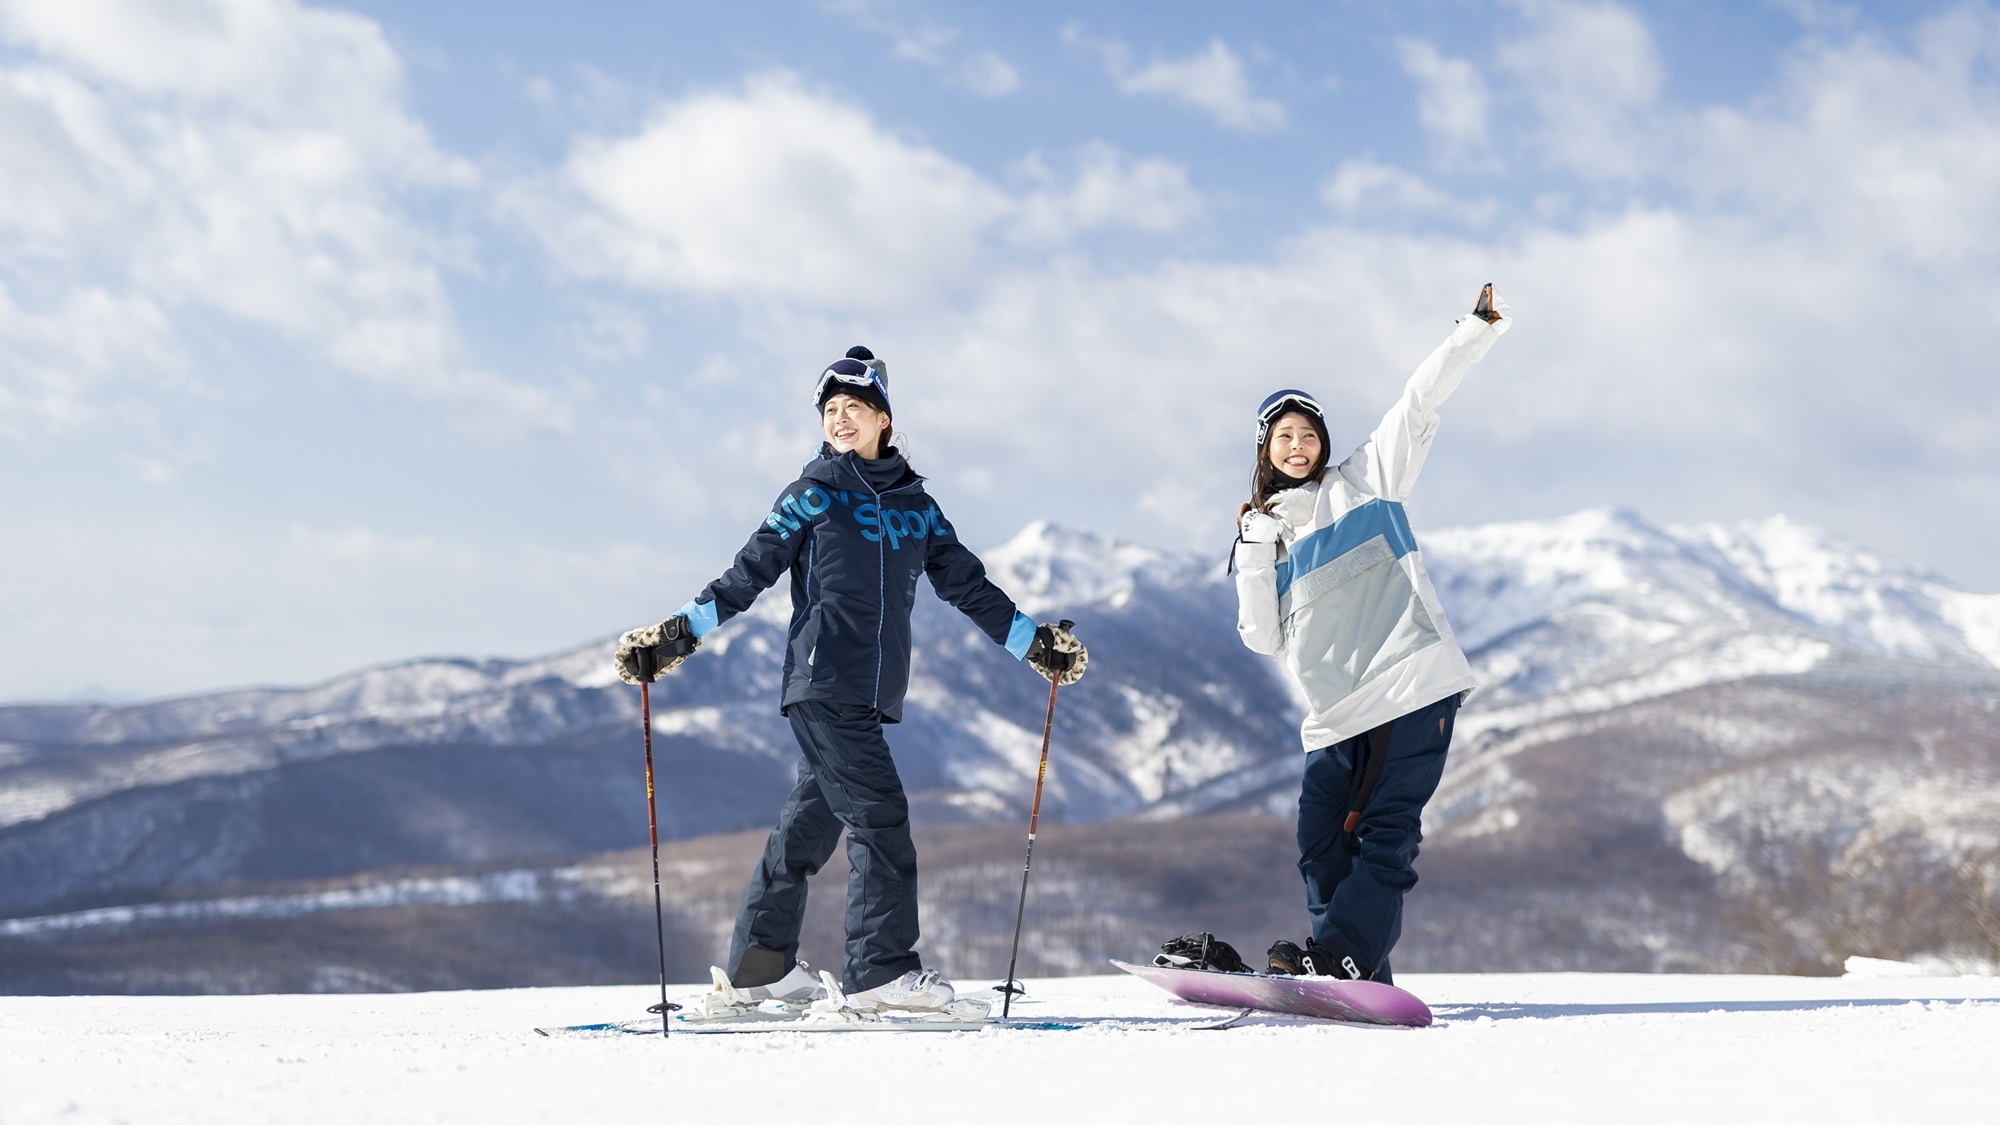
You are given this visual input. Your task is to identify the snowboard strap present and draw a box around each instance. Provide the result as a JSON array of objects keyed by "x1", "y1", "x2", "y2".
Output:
[{"x1": 1341, "y1": 720, "x2": 1397, "y2": 836}]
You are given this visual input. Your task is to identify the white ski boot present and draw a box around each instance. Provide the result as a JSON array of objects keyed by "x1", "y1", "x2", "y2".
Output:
[
  {"x1": 682, "y1": 963, "x2": 822, "y2": 1023},
  {"x1": 843, "y1": 968, "x2": 956, "y2": 1011},
  {"x1": 735, "y1": 960, "x2": 822, "y2": 1003},
  {"x1": 804, "y1": 969, "x2": 989, "y2": 1026}
]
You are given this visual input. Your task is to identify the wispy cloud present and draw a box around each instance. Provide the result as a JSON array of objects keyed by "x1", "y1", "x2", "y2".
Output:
[
  {"x1": 1011, "y1": 142, "x2": 1203, "y2": 244},
  {"x1": 1496, "y1": 0, "x2": 1666, "y2": 179},
  {"x1": 821, "y1": 0, "x2": 1020, "y2": 97},
  {"x1": 1070, "y1": 29, "x2": 1287, "y2": 133},
  {"x1": 1320, "y1": 157, "x2": 1493, "y2": 224},
  {"x1": 1395, "y1": 38, "x2": 1491, "y2": 164}
]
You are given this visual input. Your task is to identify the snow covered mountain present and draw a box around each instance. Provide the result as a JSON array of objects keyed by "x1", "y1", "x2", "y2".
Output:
[
  {"x1": 1430, "y1": 508, "x2": 2000, "y2": 728},
  {"x1": 3, "y1": 507, "x2": 1998, "y2": 977}
]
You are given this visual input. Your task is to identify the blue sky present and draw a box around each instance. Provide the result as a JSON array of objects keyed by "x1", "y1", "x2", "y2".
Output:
[{"x1": 3, "y1": 0, "x2": 1996, "y2": 700}]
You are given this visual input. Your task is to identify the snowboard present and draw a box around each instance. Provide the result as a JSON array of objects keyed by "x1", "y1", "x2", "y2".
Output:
[{"x1": 1113, "y1": 959, "x2": 1432, "y2": 1028}]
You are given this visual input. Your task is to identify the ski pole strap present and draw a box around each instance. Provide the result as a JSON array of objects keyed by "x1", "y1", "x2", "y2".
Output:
[{"x1": 1340, "y1": 719, "x2": 1397, "y2": 834}]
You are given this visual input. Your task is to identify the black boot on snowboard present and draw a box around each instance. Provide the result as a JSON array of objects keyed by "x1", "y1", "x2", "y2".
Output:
[
  {"x1": 1154, "y1": 932, "x2": 1250, "y2": 973},
  {"x1": 1269, "y1": 938, "x2": 1375, "y2": 980},
  {"x1": 1266, "y1": 940, "x2": 1306, "y2": 975}
]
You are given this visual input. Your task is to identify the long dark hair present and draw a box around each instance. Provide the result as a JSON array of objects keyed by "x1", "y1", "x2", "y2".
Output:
[{"x1": 1241, "y1": 408, "x2": 1332, "y2": 519}]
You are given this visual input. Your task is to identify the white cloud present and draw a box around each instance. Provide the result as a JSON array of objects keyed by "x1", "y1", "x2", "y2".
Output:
[
  {"x1": 525, "y1": 74, "x2": 1012, "y2": 312},
  {"x1": 0, "y1": 283, "x2": 182, "y2": 435},
  {"x1": 523, "y1": 76, "x2": 1208, "y2": 310},
  {"x1": 1497, "y1": 0, "x2": 1666, "y2": 178},
  {"x1": 0, "y1": 0, "x2": 560, "y2": 439},
  {"x1": 1687, "y1": 5, "x2": 2000, "y2": 266},
  {"x1": 1084, "y1": 34, "x2": 1288, "y2": 133},
  {"x1": 1395, "y1": 38, "x2": 1490, "y2": 161},
  {"x1": 1012, "y1": 143, "x2": 1202, "y2": 243}
]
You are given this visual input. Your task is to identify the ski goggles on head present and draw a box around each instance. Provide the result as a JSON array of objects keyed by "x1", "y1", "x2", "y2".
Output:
[
  {"x1": 1255, "y1": 389, "x2": 1324, "y2": 446},
  {"x1": 813, "y1": 357, "x2": 891, "y2": 410}
]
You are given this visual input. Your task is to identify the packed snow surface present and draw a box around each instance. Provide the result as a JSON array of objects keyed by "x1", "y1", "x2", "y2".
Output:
[{"x1": 5, "y1": 972, "x2": 1996, "y2": 1123}]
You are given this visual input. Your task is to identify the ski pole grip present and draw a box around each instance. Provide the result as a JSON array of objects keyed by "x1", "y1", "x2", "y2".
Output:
[{"x1": 634, "y1": 644, "x2": 659, "y2": 683}]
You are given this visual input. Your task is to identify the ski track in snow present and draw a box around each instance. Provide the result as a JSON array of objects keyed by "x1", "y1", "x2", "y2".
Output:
[{"x1": 2, "y1": 973, "x2": 1996, "y2": 1123}]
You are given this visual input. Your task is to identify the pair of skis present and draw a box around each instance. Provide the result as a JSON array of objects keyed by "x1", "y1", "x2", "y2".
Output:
[
  {"x1": 534, "y1": 966, "x2": 991, "y2": 1036},
  {"x1": 620, "y1": 621, "x2": 1076, "y2": 1037}
]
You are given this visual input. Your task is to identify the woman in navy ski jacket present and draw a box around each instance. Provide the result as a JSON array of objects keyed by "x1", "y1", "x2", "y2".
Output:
[{"x1": 615, "y1": 347, "x2": 1086, "y2": 1013}]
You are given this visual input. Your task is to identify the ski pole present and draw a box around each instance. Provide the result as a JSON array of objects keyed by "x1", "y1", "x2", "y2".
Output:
[
  {"x1": 635, "y1": 645, "x2": 672, "y2": 1038},
  {"x1": 999, "y1": 620, "x2": 1073, "y2": 1019}
]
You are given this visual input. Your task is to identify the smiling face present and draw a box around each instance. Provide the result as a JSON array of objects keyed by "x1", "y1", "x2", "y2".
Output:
[
  {"x1": 1265, "y1": 411, "x2": 1324, "y2": 481},
  {"x1": 822, "y1": 392, "x2": 892, "y2": 459}
]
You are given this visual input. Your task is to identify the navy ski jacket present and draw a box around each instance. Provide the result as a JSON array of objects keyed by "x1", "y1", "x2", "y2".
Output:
[{"x1": 676, "y1": 449, "x2": 1035, "y2": 722}]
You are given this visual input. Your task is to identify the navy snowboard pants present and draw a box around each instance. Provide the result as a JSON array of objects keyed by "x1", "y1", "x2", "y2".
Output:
[
  {"x1": 1297, "y1": 692, "x2": 1459, "y2": 984},
  {"x1": 728, "y1": 700, "x2": 922, "y2": 994}
]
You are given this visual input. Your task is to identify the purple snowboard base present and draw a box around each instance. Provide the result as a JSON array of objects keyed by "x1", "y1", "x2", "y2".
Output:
[{"x1": 1113, "y1": 959, "x2": 1433, "y2": 1028}]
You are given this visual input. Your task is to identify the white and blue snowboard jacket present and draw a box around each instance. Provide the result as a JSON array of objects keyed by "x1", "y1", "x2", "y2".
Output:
[
  {"x1": 679, "y1": 448, "x2": 1035, "y2": 723},
  {"x1": 1235, "y1": 311, "x2": 1509, "y2": 752}
]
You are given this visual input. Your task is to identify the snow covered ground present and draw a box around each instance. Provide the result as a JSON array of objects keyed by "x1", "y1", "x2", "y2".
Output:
[{"x1": 5, "y1": 970, "x2": 1997, "y2": 1123}]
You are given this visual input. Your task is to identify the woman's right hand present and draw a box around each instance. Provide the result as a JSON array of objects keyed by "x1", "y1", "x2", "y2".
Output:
[{"x1": 1239, "y1": 509, "x2": 1283, "y2": 545}]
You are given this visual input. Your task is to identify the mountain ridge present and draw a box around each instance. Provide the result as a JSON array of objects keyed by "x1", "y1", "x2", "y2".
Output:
[{"x1": 4, "y1": 507, "x2": 1998, "y2": 962}]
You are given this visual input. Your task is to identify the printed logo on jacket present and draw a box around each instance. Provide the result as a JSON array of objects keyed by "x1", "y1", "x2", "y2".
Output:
[{"x1": 765, "y1": 486, "x2": 951, "y2": 549}]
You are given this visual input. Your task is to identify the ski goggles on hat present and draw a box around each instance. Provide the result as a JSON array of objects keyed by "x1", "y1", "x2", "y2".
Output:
[
  {"x1": 813, "y1": 357, "x2": 890, "y2": 408},
  {"x1": 1255, "y1": 389, "x2": 1324, "y2": 446}
]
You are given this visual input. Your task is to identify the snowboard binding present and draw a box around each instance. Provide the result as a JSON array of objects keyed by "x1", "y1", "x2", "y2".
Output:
[{"x1": 1154, "y1": 932, "x2": 1250, "y2": 974}]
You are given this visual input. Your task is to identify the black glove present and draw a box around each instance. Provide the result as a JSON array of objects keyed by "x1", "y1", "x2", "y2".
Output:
[
  {"x1": 1025, "y1": 619, "x2": 1087, "y2": 686},
  {"x1": 1471, "y1": 282, "x2": 1511, "y2": 327},
  {"x1": 614, "y1": 615, "x2": 699, "y2": 684}
]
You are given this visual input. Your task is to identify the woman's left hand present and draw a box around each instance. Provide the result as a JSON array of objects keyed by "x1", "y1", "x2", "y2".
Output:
[{"x1": 1027, "y1": 621, "x2": 1088, "y2": 686}]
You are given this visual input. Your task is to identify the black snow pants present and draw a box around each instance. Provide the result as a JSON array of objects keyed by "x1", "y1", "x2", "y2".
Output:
[
  {"x1": 727, "y1": 700, "x2": 922, "y2": 994},
  {"x1": 1297, "y1": 692, "x2": 1459, "y2": 984}
]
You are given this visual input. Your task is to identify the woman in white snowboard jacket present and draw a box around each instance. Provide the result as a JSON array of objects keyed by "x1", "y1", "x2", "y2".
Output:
[{"x1": 1234, "y1": 286, "x2": 1510, "y2": 983}]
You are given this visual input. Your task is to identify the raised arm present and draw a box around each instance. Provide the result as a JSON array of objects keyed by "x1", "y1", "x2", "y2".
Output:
[{"x1": 1334, "y1": 290, "x2": 1511, "y2": 502}]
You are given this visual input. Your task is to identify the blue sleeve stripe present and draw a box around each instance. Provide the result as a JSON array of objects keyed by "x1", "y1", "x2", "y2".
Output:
[
  {"x1": 1275, "y1": 498, "x2": 1417, "y2": 599},
  {"x1": 678, "y1": 599, "x2": 720, "y2": 638},
  {"x1": 1004, "y1": 612, "x2": 1036, "y2": 660}
]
